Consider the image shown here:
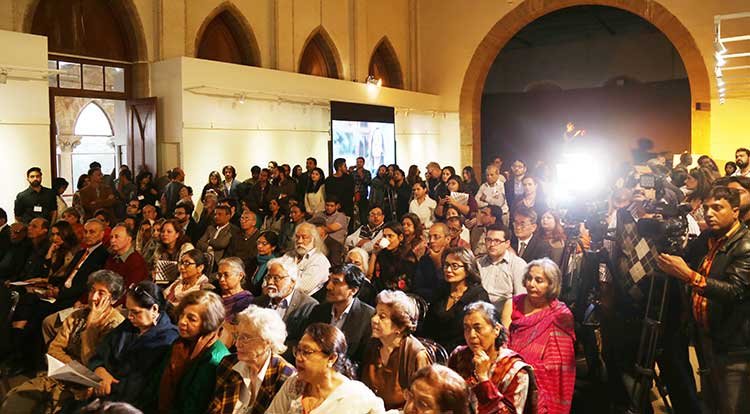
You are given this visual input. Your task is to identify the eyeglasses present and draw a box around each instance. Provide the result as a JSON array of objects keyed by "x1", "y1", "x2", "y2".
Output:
[
  {"x1": 293, "y1": 346, "x2": 325, "y2": 359},
  {"x1": 178, "y1": 261, "x2": 196, "y2": 267},
  {"x1": 264, "y1": 274, "x2": 289, "y2": 284},
  {"x1": 485, "y1": 237, "x2": 507, "y2": 245},
  {"x1": 257, "y1": 240, "x2": 271, "y2": 246},
  {"x1": 232, "y1": 333, "x2": 266, "y2": 347},
  {"x1": 443, "y1": 262, "x2": 465, "y2": 271}
]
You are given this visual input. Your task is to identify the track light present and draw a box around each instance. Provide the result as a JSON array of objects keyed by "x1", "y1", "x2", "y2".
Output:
[
  {"x1": 236, "y1": 94, "x2": 246, "y2": 105},
  {"x1": 0, "y1": 70, "x2": 7, "y2": 85},
  {"x1": 366, "y1": 75, "x2": 382, "y2": 88}
]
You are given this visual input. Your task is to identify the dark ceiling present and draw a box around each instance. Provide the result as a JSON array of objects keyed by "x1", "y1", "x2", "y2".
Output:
[{"x1": 504, "y1": 5, "x2": 660, "y2": 50}]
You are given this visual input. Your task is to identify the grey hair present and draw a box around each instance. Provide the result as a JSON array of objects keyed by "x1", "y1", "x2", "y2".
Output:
[
  {"x1": 376, "y1": 290, "x2": 418, "y2": 334},
  {"x1": 485, "y1": 165, "x2": 500, "y2": 175},
  {"x1": 174, "y1": 290, "x2": 226, "y2": 335},
  {"x1": 267, "y1": 256, "x2": 299, "y2": 282},
  {"x1": 218, "y1": 256, "x2": 245, "y2": 277},
  {"x1": 84, "y1": 218, "x2": 106, "y2": 230},
  {"x1": 236, "y1": 305, "x2": 288, "y2": 354},
  {"x1": 524, "y1": 258, "x2": 562, "y2": 301},
  {"x1": 87, "y1": 270, "x2": 125, "y2": 301},
  {"x1": 295, "y1": 222, "x2": 327, "y2": 255},
  {"x1": 463, "y1": 301, "x2": 507, "y2": 347},
  {"x1": 346, "y1": 248, "x2": 369, "y2": 271}
]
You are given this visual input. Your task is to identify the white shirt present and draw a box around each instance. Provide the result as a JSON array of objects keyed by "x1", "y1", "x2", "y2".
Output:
[
  {"x1": 330, "y1": 299, "x2": 355, "y2": 331},
  {"x1": 409, "y1": 197, "x2": 437, "y2": 228},
  {"x1": 231, "y1": 355, "x2": 271, "y2": 413},
  {"x1": 344, "y1": 227, "x2": 384, "y2": 253},
  {"x1": 733, "y1": 168, "x2": 750, "y2": 178},
  {"x1": 271, "y1": 289, "x2": 295, "y2": 319},
  {"x1": 478, "y1": 251, "x2": 527, "y2": 311},
  {"x1": 476, "y1": 180, "x2": 509, "y2": 212},
  {"x1": 288, "y1": 249, "x2": 330, "y2": 296},
  {"x1": 266, "y1": 373, "x2": 386, "y2": 414}
]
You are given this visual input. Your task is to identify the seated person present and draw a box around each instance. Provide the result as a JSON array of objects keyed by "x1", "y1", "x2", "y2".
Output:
[
  {"x1": 421, "y1": 247, "x2": 490, "y2": 353},
  {"x1": 266, "y1": 323, "x2": 386, "y2": 414},
  {"x1": 369, "y1": 222, "x2": 418, "y2": 294},
  {"x1": 306, "y1": 264, "x2": 375, "y2": 365},
  {"x1": 285, "y1": 223, "x2": 330, "y2": 297},
  {"x1": 144, "y1": 290, "x2": 230, "y2": 414},
  {"x1": 209, "y1": 305, "x2": 296, "y2": 414},
  {"x1": 344, "y1": 207, "x2": 386, "y2": 253},
  {"x1": 449, "y1": 301, "x2": 532, "y2": 414},
  {"x1": 1, "y1": 270, "x2": 125, "y2": 413},
  {"x1": 361, "y1": 290, "x2": 430, "y2": 409},
  {"x1": 163, "y1": 249, "x2": 210, "y2": 309},
  {"x1": 403, "y1": 364, "x2": 472, "y2": 414},
  {"x1": 87, "y1": 281, "x2": 178, "y2": 411},
  {"x1": 215, "y1": 257, "x2": 254, "y2": 347}
]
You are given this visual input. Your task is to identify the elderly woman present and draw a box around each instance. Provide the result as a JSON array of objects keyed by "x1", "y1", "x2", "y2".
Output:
[
  {"x1": 509, "y1": 258, "x2": 575, "y2": 414},
  {"x1": 346, "y1": 247, "x2": 376, "y2": 306},
  {"x1": 146, "y1": 290, "x2": 229, "y2": 414},
  {"x1": 361, "y1": 290, "x2": 430, "y2": 409},
  {"x1": 369, "y1": 222, "x2": 418, "y2": 294},
  {"x1": 403, "y1": 364, "x2": 472, "y2": 414},
  {"x1": 421, "y1": 246, "x2": 490, "y2": 353},
  {"x1": 87, "y1": 281, "x2": 178, "y2": 410},
  {"x1": 163, "y1": 249, "x2": 210, "y2": 309},
  {"x1": 215, "y1": 256, "x2": 254, "y2": 347},
  {"x1": 266, "y1": 323, "x2": 386, "y2": 414},
  {"x1": 209, "y1": 305, "x2": 296, "y2": 414},
  {"x1": 449, "y1": 301, "x2": 533, "y2": 414}
]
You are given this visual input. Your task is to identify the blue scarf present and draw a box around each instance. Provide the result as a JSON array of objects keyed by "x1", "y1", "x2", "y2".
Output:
[{"x1": 253, "y1": 254, "x2": 275, "y2": 286}]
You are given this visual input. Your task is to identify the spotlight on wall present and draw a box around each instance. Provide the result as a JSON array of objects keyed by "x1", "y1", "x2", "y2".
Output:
[
  {"x1": 236, "y1": 94, "x2": 246, "y2": 105},
  {"x1": 366, "y1": 75, "x2": 382, "y2": 88},
  {"x1": 0, "y1": 70, "x2": 7, "y2": 85}
]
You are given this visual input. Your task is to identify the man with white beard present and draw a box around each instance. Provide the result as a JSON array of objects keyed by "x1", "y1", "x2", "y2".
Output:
[
  {"x1": 253, "y1": 256, "x2": 318, "y2": 360},
  {"x1": 284, "y1": 222, "x2": 330, "y2": 296}
]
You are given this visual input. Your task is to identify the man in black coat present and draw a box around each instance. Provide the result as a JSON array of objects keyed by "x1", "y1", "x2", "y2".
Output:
[
  {"x1": 306, "y1": 264, "x2": 374, "y2": 366},
  {"x1": 174, "y1": 201, "x2": 203, "y2": 244},
  {"x1": 505, "y1": 159, "x2": 527, "y2": 215},
  {"x1": 510, "y1": 207, "x2": 551, "y2": 263}
]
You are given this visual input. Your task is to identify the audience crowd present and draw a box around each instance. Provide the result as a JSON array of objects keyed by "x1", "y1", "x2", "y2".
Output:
[{"x1": 1, "y1": 147, "x2": 749, "y2": 414}]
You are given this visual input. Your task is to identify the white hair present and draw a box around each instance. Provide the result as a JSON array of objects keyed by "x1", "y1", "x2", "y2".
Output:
[
  {"x1": 267, "y1": 255, "x2": 299, "y2": 282},
  {"x1": 236, "y1": 305, "x2": 288, "y2": 354},
  {"x1": 346, "y1": 247, "x2": 369, "y2": 270},
  {"x1": 218, "y1": 256, "x2": 245, "y2": 276},
  {"x1": 295, "y1": 222, "x2": 327, "y2": 255}
]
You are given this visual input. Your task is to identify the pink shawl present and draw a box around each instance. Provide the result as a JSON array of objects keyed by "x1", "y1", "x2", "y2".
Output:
[{"x1": 508, "y1": 294, "x2": 576, "y2": 414}]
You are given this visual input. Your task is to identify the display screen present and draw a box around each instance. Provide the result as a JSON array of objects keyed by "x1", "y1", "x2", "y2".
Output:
[{"x1": 330, "y1": 101, "x2": 395, "y2": 173}]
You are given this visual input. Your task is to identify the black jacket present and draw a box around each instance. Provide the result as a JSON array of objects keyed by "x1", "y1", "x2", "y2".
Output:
[
  {"x1": 53, "y1": 244, "x2": 109, "y2": 310},
  {"x1": 306, "y1": 297, "x2": 374, "y2": 365},
  {"x1": 686, "y1": 224, "x2": 750, "y2": 354},
  {"x1": 511, "y1": 232, "x2": 552, "y2": 263}
]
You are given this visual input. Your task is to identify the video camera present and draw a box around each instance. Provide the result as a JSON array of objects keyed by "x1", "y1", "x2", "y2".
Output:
[{"x1": 635, "y1": 173, "x2": 692, "y2": 256}]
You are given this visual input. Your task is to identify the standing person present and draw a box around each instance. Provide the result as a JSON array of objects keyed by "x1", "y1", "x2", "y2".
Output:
[
  {"x1": 136, "y1": 171, "x2": 160, "y2": 207},
  {"x1": 425, "y1": 162, "x2": 442, "y2": 200},
  {"x1": 201, "y1": 171, "x2": 223, "y2": 203},
  {"x1": 304, "y1": 167, "x2": 326, "y2": 216},
  {"x1": 385, "y1": 168, "x2": 411, "y2": 222},
  {"x1": 462, "y1": 166, "x2": 480, "y2": 196},
  {"x1": 509, "y1": 258, "x2": 575, "y2": 414},
  {"x1": 72, "y1": 174, "x2": 90, "y2": 220},
  {"x1": 52, "y1": 177, "x2": 69, "y2": 222},
  {"x1": 247, "y1": 168, "x2": 272, "y2": 220},
  {"x1": 512, "y1": 176, "x2": 548, "y2": 220},
  {"x1": 15, "y1": 167, "x2": 58, "y2": 224},
  {"x1": 539, "y1": 210, "x2": 566, "y2": 267},
  {"x1": 409, "y1": 181, "x2": 436, "y2": 230},
  {"x1": 79, "y1": 167, "x2": 117, "y2": 221},
  {"x1": 353, "y1": 157, "x2": 372, "y2": 227},
  {"x1": 221, "y1": 165, "x2": 240, "y2": 200},
  {"x1": 658, "y1": 186, "x2": 750, "y2": 414},
  {"x1": 325, "y1": 158, "x2": 356, "y2": 221},
  {"x1": 296, "y1": 157, "x2": 317, "y2": 200},
  {"x1": 505, "y1": 160, "x2": 527, "y2": 215},
  {"x1": 370, "y1": 165, "x2": 389, "y2": 210},
  {"x1": 161, "y1": 167, "x2": 186, "y2": 216},
  {"x1": 733, "y1": 147, "x2": 750, "y2": 178},
  {"x1": 421, "y1": 247, "x2": 490, "y2": 353},
  {"x1": 476, "y1": 165, "x2": 509, "y2": 225},
  {"x1": 406, "y1": 165, "x2": 421, "y2": 187}
]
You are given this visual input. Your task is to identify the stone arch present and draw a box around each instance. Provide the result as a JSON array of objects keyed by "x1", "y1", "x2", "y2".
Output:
[
  {"x1": 194, "y1": 1, "x2": 262, "y2": 67},
  {"x1": 298, "y1": 26, "x2": 343, "y2": 79},
  {"x1": 459, "y1": 0, "x2": 711, "y2": 170},
  {"x1": 368, "y1": 36, "x2": 404, "y2": 89},
  {"x1": 24, "y1": 0, "x2": 148, "y2": 62}
]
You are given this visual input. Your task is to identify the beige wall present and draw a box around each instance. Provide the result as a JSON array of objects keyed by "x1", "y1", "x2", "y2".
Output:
[{"x1": 0, "y1": 29, "x2": 50, "y2": 215}]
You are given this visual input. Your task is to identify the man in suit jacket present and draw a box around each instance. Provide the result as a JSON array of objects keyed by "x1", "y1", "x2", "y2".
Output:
[
  {"x1": 510, "y1": 207, "x2": 551, "y2": 263},
  {"x1": 306, "y1": 264, "x2": 374, "y2": 365},
  {"x1": 196, "y1": 205, "x2": 237, "y2": 269},
  {"x1": 253, "y1": 256, "x2": 318, "y2": 361},
  {"x1": 78, "y1": 167, "x2": 117, "y2": 220},
  {"x1": 505, "y1": 159, "x2": 527, "y2": 216}
]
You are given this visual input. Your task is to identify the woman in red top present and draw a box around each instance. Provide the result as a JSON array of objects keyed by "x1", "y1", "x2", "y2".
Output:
[{"x1": 509, "y1": 258, "x2": 575, "y2": 414}]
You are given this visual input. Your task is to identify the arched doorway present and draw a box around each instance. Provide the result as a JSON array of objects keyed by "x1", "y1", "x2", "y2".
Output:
[
  {"x1": 459, "y1": 0, "x2": 711, "y2": 170},
  {"x1": 369, "y1": 37, "x2": 404, "y2": 89},
  {"x1": 195, "y1": 3, "x2": 261, "y2": 67},
  {"x1": 299, "y1": 27, "x2": 342, "y2": 79}
]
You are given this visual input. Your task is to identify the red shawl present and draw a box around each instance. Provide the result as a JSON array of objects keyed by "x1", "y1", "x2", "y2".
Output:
[{"x1": 508, "y1": 294, "x2": 575, "y2": 414}]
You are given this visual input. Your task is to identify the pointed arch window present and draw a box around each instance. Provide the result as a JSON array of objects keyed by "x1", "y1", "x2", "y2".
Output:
[
  {"x1": 74, "y1": 103, "x2": 114, "y2": 137},
  {"x1": 299, "y1": 30, "x2": 341, "y2": 79},
  {"x1": 196, "y1": 9, "x2": 260, "y2": 66},
  {"x1": 368, "y1": 38, "x2": 404, "y2": 89}
]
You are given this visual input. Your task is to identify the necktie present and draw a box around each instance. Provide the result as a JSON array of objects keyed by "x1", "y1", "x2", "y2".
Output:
[
  {"x1": 518, "y1": 242, "x2": 527, "y2": 257},
  {"x1": 65, "y1": 249, "x2": 91, "y2": 288}
]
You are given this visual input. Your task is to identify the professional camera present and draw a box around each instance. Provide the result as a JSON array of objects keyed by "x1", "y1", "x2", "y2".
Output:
[{"x1": 636, "y1": 200, "x2": 692, "y2": 256}]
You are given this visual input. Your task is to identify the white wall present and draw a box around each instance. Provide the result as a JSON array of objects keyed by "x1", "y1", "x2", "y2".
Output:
[
  {"x1": 150, "y1": 57, "x2": 459, "y2": 196},
  {"x1": 0, "y1": 30, "x2": 50, "y2": 218}
]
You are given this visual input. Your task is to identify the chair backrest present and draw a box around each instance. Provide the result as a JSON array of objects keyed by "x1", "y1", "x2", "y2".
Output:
[
  {"x1": 406, "y1": 293, "x2": 428, "y2": 323},
  {"x1": 415, "y1": 336, "x2": 449, "y2": 366}
]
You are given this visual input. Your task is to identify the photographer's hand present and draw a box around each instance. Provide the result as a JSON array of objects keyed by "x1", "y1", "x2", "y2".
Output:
[{"x1": 656, "y1": 253, "x2": 692, "y2": 283}]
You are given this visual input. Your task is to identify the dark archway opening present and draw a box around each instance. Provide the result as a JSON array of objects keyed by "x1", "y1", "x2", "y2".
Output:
[
  {"x1": 299, "y1": 29, "x2": 341, "y2": 79},
  {"x1": 196, "y1": 9, "x2": 261, "y2": 67},
  {"x1": 480, "y1": 6, "x2": 691, "y2": 171},
  {"x1": 369, "y1": 38, "x2": 404, "y2": 89}
]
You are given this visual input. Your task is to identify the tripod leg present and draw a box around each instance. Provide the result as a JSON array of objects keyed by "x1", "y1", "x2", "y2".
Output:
[{"x1": 653, "y1": 371, "x2": 672, "y2": 413}]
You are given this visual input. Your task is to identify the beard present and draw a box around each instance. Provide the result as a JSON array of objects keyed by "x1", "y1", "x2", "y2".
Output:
[
  {"x1": 295, "y1": 244, "x2": 311, "y2": 256},
  {"x1": 737, "y1": 160, "x2": 748, "y2": 169}
]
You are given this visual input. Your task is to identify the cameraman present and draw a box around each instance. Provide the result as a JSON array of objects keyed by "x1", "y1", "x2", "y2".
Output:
[{"x1": 658, "y1": 186, "x2": 750, "y2": 414}]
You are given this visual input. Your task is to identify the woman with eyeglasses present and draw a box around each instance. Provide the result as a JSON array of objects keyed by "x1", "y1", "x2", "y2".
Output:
[
  {"x1": 209, "y1": 305, "x2": 296, "y2": 414},
  {"x1": 449, "y1": 301, "x2": 534, "y2": 414},
  {"x1": 421, "y1": 247, "x2": 490, "y2": 353},
  {"x1": 266, "y1": 323, "x2": 386, "y2": 414},
  {"x1": 244, "y1": 230, "x2": 280, "y2": 297},
  {"x1": 87, "y1": 281, "x2": 178, "y2": 410},
  {"x1": 508, "y1": 258, "x2": 575, "y2": 414},
  {"x1": 361, "y1": 290, "x2": 430, "y2": 409},
  {"x1": 140, "y1": 290, "x2": 229, "y2": 414},
  {"x1": 163, "y1": 249, "x2": 210, "y2": 309}
]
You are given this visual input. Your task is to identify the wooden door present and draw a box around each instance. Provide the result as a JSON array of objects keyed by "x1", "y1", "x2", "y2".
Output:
[{"x1": 127, "y1": 97, "x2": 157, "y2": 175}]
